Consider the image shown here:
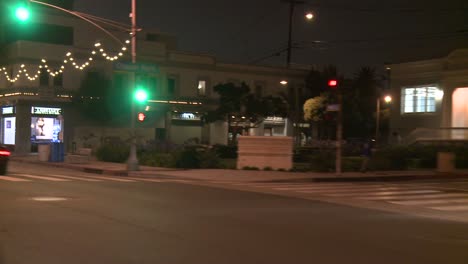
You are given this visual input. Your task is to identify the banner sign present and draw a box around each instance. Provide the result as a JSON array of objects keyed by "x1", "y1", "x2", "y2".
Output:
[{"x1": 31, "y1": 107, "x2": 62, "y2": 115}]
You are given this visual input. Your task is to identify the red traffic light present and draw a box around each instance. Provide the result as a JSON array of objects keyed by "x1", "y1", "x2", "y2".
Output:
[
  {"x1": 328, "y1": 79, "x2": 338, "y2": 87},
  {"x1": 137, "y1": 112, "x2": 146, "y2": 122}
]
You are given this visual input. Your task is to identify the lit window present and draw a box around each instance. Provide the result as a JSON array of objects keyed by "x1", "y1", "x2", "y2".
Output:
[
  {"x1": 197, "y1": 80, "x2": 206, "y2": 96},
  {"x1": 401, "y1": 86, "x2": 438, "y2": 113}
]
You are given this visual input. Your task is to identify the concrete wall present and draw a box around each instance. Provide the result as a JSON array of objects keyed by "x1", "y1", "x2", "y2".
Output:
[{"x1": 237, "y1": 136, "x2": 293, "y2": 170}]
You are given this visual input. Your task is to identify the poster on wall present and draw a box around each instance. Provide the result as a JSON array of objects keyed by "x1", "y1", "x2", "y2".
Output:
[
  {"x1": 3, "y1": 117, "x2": 15, "y2": 145},
  {"x1": 31, "y1": 117, "x2": 60, "y2": 141}
]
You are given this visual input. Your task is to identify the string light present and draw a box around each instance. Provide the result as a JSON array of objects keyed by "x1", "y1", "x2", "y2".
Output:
[{"x1": 0, "y1": 37, "x2": 131, "y2": 83}]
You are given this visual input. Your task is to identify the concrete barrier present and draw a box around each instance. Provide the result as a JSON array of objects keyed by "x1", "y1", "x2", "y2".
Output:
[{"x1": 237, "y1": 136, "x2": 293, "y2": 170}]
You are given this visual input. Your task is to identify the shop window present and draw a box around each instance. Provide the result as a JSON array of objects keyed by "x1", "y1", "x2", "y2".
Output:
[
  {"x1": 197, "y1": 80, "x2": 206, "y2": 96},
  {"x1": 167, "y1": 77, "x2": 177, "y2": 96},
  {"x1": 401, "y1": 86, "x2": 438, "y2": 113}
]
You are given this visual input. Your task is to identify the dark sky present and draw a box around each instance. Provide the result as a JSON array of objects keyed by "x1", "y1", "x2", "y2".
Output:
[{"x1": 74, "y1": 0, "x2": 468, "y2": 76}]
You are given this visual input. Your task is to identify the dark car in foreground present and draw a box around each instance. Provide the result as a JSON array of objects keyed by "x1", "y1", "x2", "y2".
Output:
[{"x1": 0, "y1": 146, "x2": 11, "y2": 175}]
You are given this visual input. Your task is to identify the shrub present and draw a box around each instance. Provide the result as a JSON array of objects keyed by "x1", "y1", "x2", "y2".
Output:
[
  {"x1": 212, "y1": 144, "x2": 238, "y2": 159},
  {"x1": 96, "y1": 143, "x2": 129, "y2": 163},
  {"x1": 243, "y1": 166, "x2": 259, "y2": 170},
  {"x1": 139, "y1": 152, "x2": 174, "y2": 167}
]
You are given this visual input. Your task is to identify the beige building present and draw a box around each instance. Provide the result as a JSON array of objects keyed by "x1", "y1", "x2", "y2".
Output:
[
  {"x1": 0, "y1": 2, "x2": 308, "y2": 153},
  {"x1": 388, "y1": 49, "x2": 468, "y2": 143}
]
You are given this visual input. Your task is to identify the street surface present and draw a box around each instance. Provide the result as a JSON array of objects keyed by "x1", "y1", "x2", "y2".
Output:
[{"x1": 1, "y1": 161, "x2": 468, "y2": 264}]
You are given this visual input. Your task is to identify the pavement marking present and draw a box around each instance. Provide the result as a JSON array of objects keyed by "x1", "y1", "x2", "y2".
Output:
[
  {"x1": 31, "y1": 197, "x2": 68, "y2": 202},
  {"x1": 390, "y1": 197, "x2": 468, "y2": 206},
  {"x1": 279, "y1": 185, "x2": 410, "y2": 192},
  {"x1": 293, "y1": 186, "x2": 418, "y2": 194},
  {"x1": 354, "y1": 191, "x2": 457, "y2": 201},
  {"x1": 13, "y1": 173, "x2": 71, "y2": 182},
  {"x1": 428, "y1": 205, "x2": 468, "y2": 211},
  {"x1": 0, "y1": 176, "x2": 31, "y2": 182},
  {"x1": 49, "y1": 174, "x2": 103, "y2": 182},
  {"x1": 81, "y1": 175, "x2": 136, "y2": 182},
  {"x1": 126, "y1": 177, "x2": 169, "y2": 182},
  {"x1": 330, "y1": 190, "x2": 442, "y2": 200}
]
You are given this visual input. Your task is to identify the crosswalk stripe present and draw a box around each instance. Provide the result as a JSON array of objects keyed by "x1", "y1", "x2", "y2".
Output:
[
  {"x1": 324, "y1": 190, "x2": 441, "y2": 197},
  {"x1": 0, "y1": 176, "x2": 31, "y2": 182},
  {"x1": 390, "y1": 197, "x2": 468, "y2": 206},
  {"x1": 49, "y1": 174, "x2": 102, "y2": 182},
  {"x1": 428, "y1": 205, "x2": 468, "y2": 211},
  {"x1": 293, "y1": 186, "x2": 420, "y2": 194},
  {"x1": 126, "y1": 177, "x2": 167, "y2": 182},
  {"x1": 279, "y1": 185, "x2": 417, "y2": 192},
  {"x1": 13, "y1": 174, "x2": 70, "y2": 182},
  {"x1": 82, "y1": 175, "x2": 136, "y2": 182},
  {"x1": 355, "y1": 192, "x2": 454, "y2": 201}
]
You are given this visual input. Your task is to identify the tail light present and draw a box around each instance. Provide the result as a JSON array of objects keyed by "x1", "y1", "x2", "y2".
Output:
[{"x1": 0, "y1": 150, "x2": 11, "y2": 156}]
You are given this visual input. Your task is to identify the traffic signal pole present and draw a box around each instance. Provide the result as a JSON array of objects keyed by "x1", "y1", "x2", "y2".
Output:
[
  {"x1": 336, "y1": 92, "x2": 342, "y2": 175},
  {"x1": 127, "y1": 0, "x2": 139, "y2": 171}
]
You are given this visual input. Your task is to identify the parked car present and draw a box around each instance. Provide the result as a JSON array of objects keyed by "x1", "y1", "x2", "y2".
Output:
[{"x1": 0, "y1": 146, "x2": 11, "y2": 175}]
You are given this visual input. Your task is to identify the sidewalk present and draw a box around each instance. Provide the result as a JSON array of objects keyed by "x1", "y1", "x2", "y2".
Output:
[{"x1": 9, "y1": 154, "x2": 468, "y2": 183}]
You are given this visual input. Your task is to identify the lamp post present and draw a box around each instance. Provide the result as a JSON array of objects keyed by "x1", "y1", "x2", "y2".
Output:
[{"x1": 375, "y1": 95, "x2": 392, "y2": 145}]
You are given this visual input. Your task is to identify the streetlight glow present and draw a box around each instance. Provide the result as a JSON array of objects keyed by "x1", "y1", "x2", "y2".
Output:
[
  {"x1": 384, "y1": 95, "x2": 392, "y2": 103},
  {"x1": 305, "y1": 12, "x2": 314, "y2": 20},
  {"x1": 280, "y1": 80, "x2": 288, "y2": 85}
]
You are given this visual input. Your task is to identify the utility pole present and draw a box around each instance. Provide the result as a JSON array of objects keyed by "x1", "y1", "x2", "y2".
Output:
[{"x1": 127, "y1": 0, "x2": 139, "y2": 171}]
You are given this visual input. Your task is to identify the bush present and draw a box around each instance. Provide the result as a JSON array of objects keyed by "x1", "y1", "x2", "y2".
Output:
[
  {"x1": 139, "y1": 152, "x2": 174, "y2": 167},
  {"x1": 96, "y1": 143, "x2": 129, "y2": 163},
  {"x1": 309, "y1": 151, "x2": 335, "y2": 172},
  {"x1": 212, "y1": 144, "x2": 238, "y2": 159}
]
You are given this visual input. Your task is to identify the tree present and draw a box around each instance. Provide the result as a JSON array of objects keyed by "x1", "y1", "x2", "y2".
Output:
[{"x1": 204, "y1": 82, "x2": 288, "y2": 143}]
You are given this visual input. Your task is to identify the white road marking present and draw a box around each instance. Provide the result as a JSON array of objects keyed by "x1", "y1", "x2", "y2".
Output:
[
  {"x1": 390, "y1": 197, "x2": 468, "y2": 206},
  {"x1": 13, "y1": 174, "x2": 70, "y2": 182},
  {"x1": 325, "y1": 190, "x2": 441, "y2": 197},
  {"x1": 428, "y1": 205, "x2": 468, "y2": 211},
  {"x1": 49, "y1": 174, "x2": 102, "y2": 182},
  {"x1": 0, "y1": 176, "x2": 31, "y2": 182},
  {"x1": 82, "y1": 175, "x2": 136, "y2": 182}
]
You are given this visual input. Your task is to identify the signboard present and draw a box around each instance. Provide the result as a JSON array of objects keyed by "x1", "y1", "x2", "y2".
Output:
[
  {"x1": 31, "y1": 107, "x2": 62, "y2": 115},
  {"x1": 172, "y1": 112, "x2": 201, "y2": 121},
  {"x1": 326, "y1": 104, "x2": 340, "y2": 112},
  {"x1": 114, "y1": 62, "x2": 159, "y2": 73},
  {"x1": 2, "y1": 106, "x2": 14, "y2": 115}
]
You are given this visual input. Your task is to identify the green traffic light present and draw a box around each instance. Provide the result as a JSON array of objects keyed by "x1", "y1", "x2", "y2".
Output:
[
  {"x1": 134, "y1": 88, "x2": 148, "y2": 103},
  {"x1": 15, "y1": 6, "x2": 30, "y2": 21}
]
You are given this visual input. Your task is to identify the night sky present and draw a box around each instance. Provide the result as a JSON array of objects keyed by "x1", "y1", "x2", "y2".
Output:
[{"x1": 74, "y1": 0, "x2": 468, "y2": 76}]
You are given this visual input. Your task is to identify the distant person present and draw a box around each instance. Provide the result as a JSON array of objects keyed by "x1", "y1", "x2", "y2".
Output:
[{"x1": 360, "y1": 141, "x2": 372, "y2": 173}]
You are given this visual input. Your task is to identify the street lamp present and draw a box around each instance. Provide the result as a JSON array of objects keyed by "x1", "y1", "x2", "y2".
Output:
[
  {"x1": 280, "y1": 79, "x2": 301, "y2": 145},
  {"x1": 375, "y1": 95, "x2": 392, "y2": 145}
]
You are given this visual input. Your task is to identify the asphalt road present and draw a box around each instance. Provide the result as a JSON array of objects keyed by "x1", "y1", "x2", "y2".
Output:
[{"x1": 1, "y1": 163, "x2": 468, "y2": 264}]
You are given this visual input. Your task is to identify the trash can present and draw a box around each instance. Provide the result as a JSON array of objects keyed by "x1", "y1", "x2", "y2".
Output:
[
  {"x1": 437, "y1": 152, "x2": 455, "y2": 173},
  {"x1": 49, "y1": 142, "x2": 65, "y2": 162},
  {"x1": 38, "y1": 143, "x2": 51, "y2": 162}
]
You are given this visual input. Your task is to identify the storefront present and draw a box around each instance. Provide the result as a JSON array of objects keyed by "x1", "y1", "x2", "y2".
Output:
[{"x1": 1, "y1": 105, "x2": 64, "y2": 151}]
